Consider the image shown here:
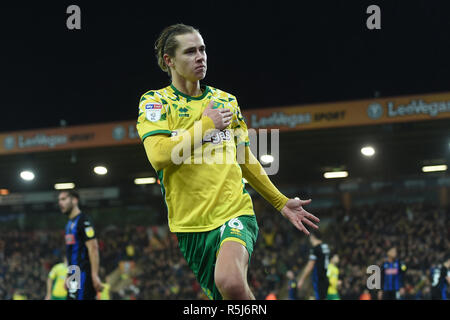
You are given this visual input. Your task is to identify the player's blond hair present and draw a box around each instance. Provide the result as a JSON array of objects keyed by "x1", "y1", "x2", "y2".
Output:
[{"x1": 154, "y1": 23, "x2": 200, "y2": 78}]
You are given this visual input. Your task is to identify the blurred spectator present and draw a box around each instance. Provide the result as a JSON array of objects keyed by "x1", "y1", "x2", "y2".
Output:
[{"x1": 286, "y1": 270, "x2": 298, "y2": 300}]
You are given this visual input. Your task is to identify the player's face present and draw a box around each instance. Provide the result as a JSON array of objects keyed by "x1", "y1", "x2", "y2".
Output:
[
  {"x1": 332, "y1": 255, "x2": 339, "y2": 264},
  {"x1": 58, "y1": 192, "x2": 74, "y2": 215},
  {"x1": 388, "y1": 248, "x2": 397, "y2": 259},
  {"x1": 171, "y1": 32, "x2": 207, "y2": 82}
]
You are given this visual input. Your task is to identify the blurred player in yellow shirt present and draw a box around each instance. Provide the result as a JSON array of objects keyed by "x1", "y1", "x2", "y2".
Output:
[
  {"x1": 12, "y1": 290, "x2": 27, "y2": 300},
  {"x1": 45, "y1": 257, "x2": 68, "y2": 300},
  {"x1": 326, "y1": 254, "x2": 341, "y2": 300}
]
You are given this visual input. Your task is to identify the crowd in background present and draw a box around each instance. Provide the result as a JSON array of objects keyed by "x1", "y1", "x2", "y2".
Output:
[
  {"x1": 0, "y1": 198, "x2": 448, "y2": 300},
  {"x1": 327, "y1": 202, "x2": 449, "y2": 299}
]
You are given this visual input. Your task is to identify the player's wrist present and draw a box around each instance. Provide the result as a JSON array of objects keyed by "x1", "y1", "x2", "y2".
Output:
[{"x1": 201, "y1": 114, "x2": 216, "y2": 130}]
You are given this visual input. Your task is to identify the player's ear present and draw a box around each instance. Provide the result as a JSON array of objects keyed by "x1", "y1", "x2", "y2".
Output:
[{"x1": 163, "y1": 53, "x2": 175, "y2": 69}]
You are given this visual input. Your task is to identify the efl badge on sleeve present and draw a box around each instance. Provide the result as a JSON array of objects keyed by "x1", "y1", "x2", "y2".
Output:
[
  {"x1": 85, "y1": 227, "x2": 95, "y2": 238},
  {"x1": 145, "y1": 103, "x2": 163, "y2": 122}
]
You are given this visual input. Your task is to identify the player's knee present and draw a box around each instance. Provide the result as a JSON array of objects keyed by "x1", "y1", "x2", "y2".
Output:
[{"x1": 215, "y1": 272, "x2": 246, "y2": 298}]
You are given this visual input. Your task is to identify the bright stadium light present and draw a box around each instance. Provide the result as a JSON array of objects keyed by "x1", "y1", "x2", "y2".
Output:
[
  {"x1": 134, "y1": 177, "x2": 156, "y2": 185},
  {"x1": 260, "y1": 154, "x2": 274, "y2": 164},
  {"x1": 361, "y1": 146, "x2": 375, "y2": 157},
  {"x1": 54, "y1": 183, "x2": 76, "y2": 190},
  {"x1": 20, "y1": 170, "x2": 35, "y2": 181},
  {"x1": 324, "y1": 171, "x2": 348, "y2": 179},
  {"x1": 94, "y1": 166, "x2": 108, "y2": 175},
  {"x1": 422, "y1": 165, "x2": 447, "y2": 173}
]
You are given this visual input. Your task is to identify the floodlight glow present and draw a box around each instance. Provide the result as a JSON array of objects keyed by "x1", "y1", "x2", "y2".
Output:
[
  {"x1": 54, "y1": 183, "x2": 75, "y2": 190},
  {"x1": 422, "y1": 165, "x2": 447, "y2": 173},
  {"x1": 20, "y1": 170, "x2": 35, "y2": 181},
  {"x1": 361, "y1": 146, "x2": 375, "y2": 157},
  {"x1": 324, "y1": 171, "x2": 348, "y2": 179},
  {"x1": 134, "y1": 177, "x2": 156, "y2": 185},
  {"x1": 94, "y1": 166, "x2": 108, "y2": 175},
  {"x1": 260, "y1": 154, "x2": 274, "y2": 164}
]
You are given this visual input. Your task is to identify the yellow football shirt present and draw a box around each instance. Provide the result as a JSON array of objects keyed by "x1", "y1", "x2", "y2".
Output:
[
  {"x1": 136, "y1": 84, "x2": 254, "y2": 232},
  {"x1": 327, "y1": 263, "x2": 339, "y2": 295},
  {"x1": 49, "y1": 263, "x2": 68, "y2": 298}
]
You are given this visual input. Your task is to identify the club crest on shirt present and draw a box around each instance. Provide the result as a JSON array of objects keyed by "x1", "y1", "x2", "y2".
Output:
[{"x1": 145, "y1": 103, "x2": 163, "y2": 122}]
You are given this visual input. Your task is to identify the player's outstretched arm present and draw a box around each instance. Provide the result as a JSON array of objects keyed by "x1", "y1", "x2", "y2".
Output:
[
  {"x1": 240, "y1": 146, "x2": 319, "y2": 235},
  {"x1": 240, "y1": 145, "x2": 289, "y2": 211}
]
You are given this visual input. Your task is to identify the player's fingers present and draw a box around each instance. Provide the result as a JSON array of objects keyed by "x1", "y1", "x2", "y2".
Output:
[
  {"x1": 299, "y1": 199, "x2": 312, "y2": 206},
  {"x1": 294, "y1": 207, "x2": 320, "y2": 222},
  {"x1": 299, "y1": 222, "x2": 310, "y2": 236},
  {"x1": 294, "y1": 218, "x2": 309, "y2": 235},
  {"x1": 302, "y1": 217, "x2": 319, "y2": 229},
  {"x1": 292, "y1": 221, "x2": 304, "y2": 234},
  {"x1": 305, "y1": 212, "x2": 320, "y2": 222}
]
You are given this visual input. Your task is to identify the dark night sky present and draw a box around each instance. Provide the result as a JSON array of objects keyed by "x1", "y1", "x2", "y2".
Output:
[{"x1": 1, "y1": 0, "x2": 449, "y2": 133}]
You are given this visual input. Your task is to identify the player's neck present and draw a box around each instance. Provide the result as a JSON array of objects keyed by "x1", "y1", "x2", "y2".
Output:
[
  {"x1": 68, "y1": 208, "x2": 81, "y2": 220},
  {"x1": 171, "y1": 77, "x2": 202, "y2": 97}
]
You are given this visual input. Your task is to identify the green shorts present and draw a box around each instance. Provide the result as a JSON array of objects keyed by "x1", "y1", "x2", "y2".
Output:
[
  {"x1": 176, "y1": 214, "x2": 259, "y2": 300},
  {"x1": 326, "y1": 293, "x2": 340, "y2": 300}
]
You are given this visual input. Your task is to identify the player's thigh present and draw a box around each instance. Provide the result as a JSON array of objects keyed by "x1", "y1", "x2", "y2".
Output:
[
  {"x1": 215, "y1": 240, "x2": 249, "y2": 284},
  {"x1": 214, "y1": 215, "x2": 258, "y2": 281}
]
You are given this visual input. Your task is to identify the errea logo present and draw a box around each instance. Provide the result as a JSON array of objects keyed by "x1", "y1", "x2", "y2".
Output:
[{"x1": 178, "y1": 107, "x2": 190, "y2": 118}]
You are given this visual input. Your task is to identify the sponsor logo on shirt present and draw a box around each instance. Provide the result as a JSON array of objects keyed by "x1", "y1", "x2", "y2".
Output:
[
  {"x1": 145, "y1": 103, "x2": 163, "y2": 122},
  {"x1": 85, "y1": 226, "x2": 95, "y2": 238},
  {"x1": 203, "y1": 129, "x2": 231, "y2": 145},
  {"x1": 385, "y1": 268, "x2": 399, "y2": 275}
]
